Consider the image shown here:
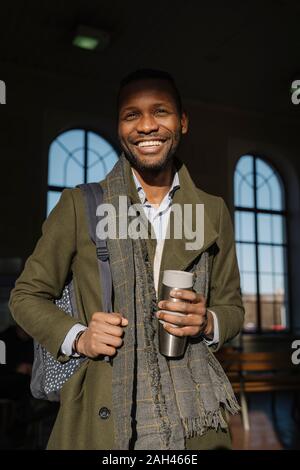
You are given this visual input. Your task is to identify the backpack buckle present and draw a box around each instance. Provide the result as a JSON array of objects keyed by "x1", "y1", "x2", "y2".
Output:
[{"x1": 96, "y1": 246, "x2": 109, "y2": 262}]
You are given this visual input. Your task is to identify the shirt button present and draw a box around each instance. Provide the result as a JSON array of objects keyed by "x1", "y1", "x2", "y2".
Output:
[{"x1": 99, "y1": 407, "x2": 111, "y2": 420}]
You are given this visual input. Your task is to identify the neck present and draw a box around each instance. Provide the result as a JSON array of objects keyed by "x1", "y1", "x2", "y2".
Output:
[{"x1": 132, "y1": 160, "x2": 174, "y2": 207}]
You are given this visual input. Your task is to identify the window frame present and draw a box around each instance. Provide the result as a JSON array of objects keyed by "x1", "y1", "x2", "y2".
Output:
[
  {"x1": 47, "y1": 127, "x2": 119, "y2": 213},
  {"x1": 234, "y1": 154, "x2": 291, "y2": 334}
]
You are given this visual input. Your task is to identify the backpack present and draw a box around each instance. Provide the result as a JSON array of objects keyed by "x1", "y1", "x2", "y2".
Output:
[{"x1": 30, "y1": 183, "x2": 112, "y2": 402}]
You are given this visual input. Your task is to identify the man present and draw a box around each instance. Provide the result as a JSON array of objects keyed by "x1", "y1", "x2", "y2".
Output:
[{"x1": 9, "y1": 69, "x2": 244, "y2": 450}]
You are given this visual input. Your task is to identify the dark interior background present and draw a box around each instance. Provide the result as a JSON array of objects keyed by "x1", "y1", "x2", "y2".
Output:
[{"x1": 0, "y1": 0, "x2": 300, "y2": 450}]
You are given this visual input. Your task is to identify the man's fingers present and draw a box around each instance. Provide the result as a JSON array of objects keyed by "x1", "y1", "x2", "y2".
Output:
[
  {"x1": 120, "y1": 317, "x2": 129, "y2": 326},
  {"x1": 92, "y1": 331, "x2": 123, "y2": 348},
  {"x1": 163, "y1": 324, "x2": 200, "y2": 337},
  {"x1": 101, "y1": 345, "x2": 117, "y2": 357},
  {"x1": 157, "y1": 311, "x2": 206, "y2": 327},
  {"x1": 91, "y1": 312, "x2": 128, "y2": 326},
  {"x1": 101, "y1": 323, "x2": 125, "y2": 337},
  {"x1": 167, "y1": 290, "x2": 206, "y2": 304},
  {"x1": 157, "y1": 301, "x2": 206, "y2": 315}
]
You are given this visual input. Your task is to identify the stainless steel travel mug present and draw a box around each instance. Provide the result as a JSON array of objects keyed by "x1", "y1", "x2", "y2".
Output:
[{"x1": 158, "y1": 270, "x2": 194, "y2": 358}]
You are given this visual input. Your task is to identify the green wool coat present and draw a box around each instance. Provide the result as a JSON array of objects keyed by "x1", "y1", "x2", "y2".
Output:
[{"x1": 9, "y1": 158, "x2": 244, "y2": 450}]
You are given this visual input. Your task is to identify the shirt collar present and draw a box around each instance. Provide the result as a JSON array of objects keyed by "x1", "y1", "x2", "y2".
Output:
[{"x1": 131, "y1": 168, "x2": 180, "y2": 205}]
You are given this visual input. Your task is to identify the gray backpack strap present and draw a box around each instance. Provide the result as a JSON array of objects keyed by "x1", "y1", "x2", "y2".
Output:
[{"x1": 77, "y1": 183, "x2": 112, "y2": 363}]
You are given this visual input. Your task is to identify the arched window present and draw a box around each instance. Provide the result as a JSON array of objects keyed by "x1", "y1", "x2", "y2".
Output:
[
  {"x1": 47, "y1": 129, "x2": 118, "y2": 215},
  {"x1": 234, "y1": 155, "x2": 289, "y2": 333}
]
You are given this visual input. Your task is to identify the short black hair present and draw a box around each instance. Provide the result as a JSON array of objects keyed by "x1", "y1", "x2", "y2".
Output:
[{"x1": 118, "y1": 68, "x2": 183, "y2": 114}]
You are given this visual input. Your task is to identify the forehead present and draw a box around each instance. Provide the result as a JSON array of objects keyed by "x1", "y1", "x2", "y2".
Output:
[{"x1": 118, "y1": 78, "x2": 178, "y2": 110}]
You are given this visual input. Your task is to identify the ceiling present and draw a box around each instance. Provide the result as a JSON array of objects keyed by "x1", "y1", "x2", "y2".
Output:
[{"x1": 1, "y1": 0, "x2": 300, "y2": 118}]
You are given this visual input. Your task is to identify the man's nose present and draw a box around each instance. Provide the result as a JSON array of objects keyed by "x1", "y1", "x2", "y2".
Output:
[{"x1": 136, "y1": 114, "x2": 159, "y2": 133}]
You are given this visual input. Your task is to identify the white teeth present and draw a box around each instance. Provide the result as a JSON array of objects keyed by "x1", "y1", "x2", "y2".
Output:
[{"x1": 137, "y1": 140, "x2": 163, "y2": 147}]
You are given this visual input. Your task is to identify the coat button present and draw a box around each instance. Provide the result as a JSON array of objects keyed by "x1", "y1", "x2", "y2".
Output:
[{"x1": 99, "y1": 407, "x2": 111, "y2": 420}]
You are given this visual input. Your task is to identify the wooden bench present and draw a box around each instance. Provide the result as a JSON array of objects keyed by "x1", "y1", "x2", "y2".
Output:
[{"x1": 215, "y1": 349, "x2": 300, "y2": 430}]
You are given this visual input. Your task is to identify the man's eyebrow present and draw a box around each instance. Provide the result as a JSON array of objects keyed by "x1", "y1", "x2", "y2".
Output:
[
  {"x1": 152, "y1": 102, "x2": 171, "y2": 107},
  {"x1": 120, "y1": 102, "x2": 172, "y2": 112},
  {"x1": 120, "y1": 106, "x2": 139, "y2": 112}
]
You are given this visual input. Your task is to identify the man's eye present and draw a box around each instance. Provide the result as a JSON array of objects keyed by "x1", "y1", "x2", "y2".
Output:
[
  {"x1": 125, "y1": 112, "x2": 138, "y2": 120},
  {"x1": 155, "y1": 108, "x2": 168, "y2": 115}
]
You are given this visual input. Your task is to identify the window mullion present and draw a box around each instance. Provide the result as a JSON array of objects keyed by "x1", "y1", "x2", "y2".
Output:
[
  {"x1": 84, "y1": 131, "x2": 88, "y2": 183},
  {"x1": 253, "y1": 157, "x2": 261, "y2": 332}
]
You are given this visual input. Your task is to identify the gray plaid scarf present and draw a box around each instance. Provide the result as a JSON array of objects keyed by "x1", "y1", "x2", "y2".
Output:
[{"x1": 102, "y1": 155, "x2": 239, "y2": 450}]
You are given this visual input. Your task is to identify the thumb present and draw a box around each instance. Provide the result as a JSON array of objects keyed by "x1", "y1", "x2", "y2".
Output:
[{"x1": 121, "y1": 317, "x2": 129, "y2": 326}]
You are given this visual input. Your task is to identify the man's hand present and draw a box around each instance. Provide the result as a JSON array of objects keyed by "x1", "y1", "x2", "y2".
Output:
[
  {"x1": 156, "y1": 290, "x2": 214, "y2": 338},
  {"x1": 76, "y1": 312, "x2": 128, "y2": 358}
]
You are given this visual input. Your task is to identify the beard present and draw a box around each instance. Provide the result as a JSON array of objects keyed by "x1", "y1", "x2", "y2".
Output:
[{"x1": 119, "y1": 129, "x2": 181, "y2": 174}]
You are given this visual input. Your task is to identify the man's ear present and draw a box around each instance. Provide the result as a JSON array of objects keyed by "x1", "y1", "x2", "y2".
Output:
[{"x1": 181, "y1": 111, "x2": 189, "y2": 135}]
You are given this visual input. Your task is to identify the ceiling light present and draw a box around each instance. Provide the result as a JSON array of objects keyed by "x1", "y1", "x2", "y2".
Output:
[{"x1": 72, "y1": 25, "x2": 110, "y2": 51}]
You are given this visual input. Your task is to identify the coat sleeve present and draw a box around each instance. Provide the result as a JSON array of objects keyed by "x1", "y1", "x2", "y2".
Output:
[
  {"x1": 9, "y1": 189, "x2": 79, "y2": 360},
  {"x1": 207, "y1": 198, "x2": 245, "y2": 351}
]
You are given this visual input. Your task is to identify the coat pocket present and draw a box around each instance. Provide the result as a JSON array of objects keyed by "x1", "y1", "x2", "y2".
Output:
[{"x1": 59, "y1": 358, "x2": 90, "y2": 405}]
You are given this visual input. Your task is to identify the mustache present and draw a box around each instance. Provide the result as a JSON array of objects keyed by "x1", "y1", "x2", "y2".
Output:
[{"x1": 128, "y1": 134, "x2": 169, "y2": 144}]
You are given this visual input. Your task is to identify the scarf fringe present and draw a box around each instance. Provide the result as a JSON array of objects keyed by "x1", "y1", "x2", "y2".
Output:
[
  {"x1": 182, "y1": 384, "x2": 240, "y2": 439},
  {"x1": 221, "y1": 384, "x2": 241, "y2": 415},
  {"x1": 182, "y1": 408, "x2": 227, "y2": 439}
]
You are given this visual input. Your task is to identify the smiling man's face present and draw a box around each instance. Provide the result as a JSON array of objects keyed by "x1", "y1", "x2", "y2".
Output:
[{"x1": 118, "y1": 78, "x2": 188, "y2": 172}]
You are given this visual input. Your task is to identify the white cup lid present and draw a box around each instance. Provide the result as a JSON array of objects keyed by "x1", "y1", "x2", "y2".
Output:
[{"x1": 162, "y1": 270, "x2": 194, "y2": 288}]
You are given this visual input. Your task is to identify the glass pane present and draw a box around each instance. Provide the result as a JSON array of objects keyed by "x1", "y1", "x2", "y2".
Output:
[
  {"x1": 234, "y1": 155, "x2": 254, "y2": 208},
  {"x1": 87, "y1": 132, "x2": 118, "y2": 182},
  {"x1": 235, "y1": 211, "x2": 255, "y2": 242},
  {"x1": 59, "y1": 129, "x2": 84, "y2": 152},
  {"x1": 65, "y1": 148, "x2": 84, "y2": 187},
  {"x1": 47, "y1": 191, "x2": 62, "y2": 216},
  {"x1": 273, "y1": 246, "x2": 285, "y2": 274},
  {"x1": 256, "y1": 158, "x2": 283, "y2": 211},
  {"x1": 256, "y1": 177, "x2": 271, "y2": 210},
  {"x1": 259, "y1": 273, "x2": 274, "y2": 294},
  {"x1": 274, "y1": 273, "x2": 285, "y2": 294},
  {"x1": 241, "y1": 272, "x2": 257, "y2": 332},
  {"x1": 260, "y1": 296, "x2": 274, "y2": 330},
  {"x1": 257, "y1": 214, "x2": 286, "y2": 244},
  {"x1": 260, "y1": 298, "x2": 286, "y2": 331},
  {"x1": 256, "y1": 159, "x2": 273, "y2": 210},
  {"x1": 269, "y1": 174, "x2": 283, "y2": 211},
  {"x1": 258, "y1": 245, "x2": 273, "y2": 274},
  {"x1": 259, "y1": 273, "x2": 287, "y2": 296},
  {"x1": 257, "y1": 214, "x2": 271, "y2": 243},
  {"x1": 236, "y1": 243, "x2": 256, "y2": 273},
  {"x1": 243, "y1": 301, "x2": 258, "y2": 332},
  {"x1": 272, "y1": 215, "x2": 286, "y2": 244},
  {"x1": 48, "y1": 141, "x2": 67, "y2": 187},
  {"x1": 241, "y1": 273, "x2": 257, "y2": 296},
  {"x1": 260, "y1": 272, "x2": 287, "y2": 331},
  {"x1": 48, "y1": 130, "x2": 84, "y2": 187}
]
